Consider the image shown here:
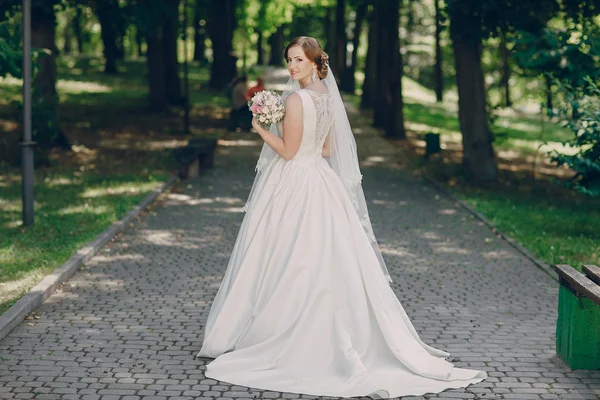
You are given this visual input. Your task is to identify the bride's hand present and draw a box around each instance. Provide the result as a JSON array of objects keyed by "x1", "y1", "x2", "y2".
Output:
[{"x1": 251, "y1": 116, "x2": 262, "y2": 132}]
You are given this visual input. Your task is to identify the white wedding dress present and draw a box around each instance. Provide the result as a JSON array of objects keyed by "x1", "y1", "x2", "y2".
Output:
[{"x1": 197, "y1": 88, "x2": 487, "y2": 398}]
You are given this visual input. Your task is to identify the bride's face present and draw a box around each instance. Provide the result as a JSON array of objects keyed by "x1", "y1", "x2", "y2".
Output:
[{"x1": 286, "y1": 45, "x2": 316, "y2": 82}]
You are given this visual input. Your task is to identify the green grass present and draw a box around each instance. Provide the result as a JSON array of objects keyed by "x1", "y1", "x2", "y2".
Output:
[
  {"x1": 451, "y1": 186, "x2": 600, "y2": 271},
  {"x1": 0, "y1": 170, "x2": 169, "y2": 314},
  {"x1": 0, "y1": 56, "x2": 230, "y2": 111},
  {"x1": 0, "y1": 56, "x2": 229, "y2": 314},
  {"x1": 349, "y1": 76, "x2": 574, "y2": 156},
  {"x1": 348, "y1": 76, "x2": 599, "y2": 272}
]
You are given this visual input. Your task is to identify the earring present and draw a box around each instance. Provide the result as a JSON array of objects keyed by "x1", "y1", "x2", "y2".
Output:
[{"x1": 311, "y1": 70, "x2": 317, "y2": 83}]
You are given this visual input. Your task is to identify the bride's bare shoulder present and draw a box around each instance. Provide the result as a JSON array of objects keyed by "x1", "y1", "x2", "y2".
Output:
[
  {"x1": 284, "y1": 92, "x2": 303, "y2": 118},
  {"x1": 285, "y1": 91, "x2": 303, "y2": 108}
]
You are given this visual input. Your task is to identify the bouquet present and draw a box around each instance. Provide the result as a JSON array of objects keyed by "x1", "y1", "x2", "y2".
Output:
[{"x1": 248, "y1": 90, "x2": 285, "y2": 128}]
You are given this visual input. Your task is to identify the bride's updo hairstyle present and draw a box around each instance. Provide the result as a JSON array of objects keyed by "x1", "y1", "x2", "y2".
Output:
[{"x1": 284, "y1": 36, "x2": 329, "y2": 79}]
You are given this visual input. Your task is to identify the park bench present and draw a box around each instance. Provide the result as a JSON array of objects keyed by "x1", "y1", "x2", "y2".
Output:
[
  {"x1": 173, "y1": 137, "x2": 218, "y2": 179},
  {"x1": 554, "y1": 264, "x2": 600, "y2": 370}
]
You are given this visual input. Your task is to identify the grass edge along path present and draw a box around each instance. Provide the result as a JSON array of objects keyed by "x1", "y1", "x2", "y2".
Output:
[
  {"x1": 0, "y1": 171, "x2": 171, "y2": 315},
  {"x1": 346, "y1": 89, "x2": 600, "y2": 274}
]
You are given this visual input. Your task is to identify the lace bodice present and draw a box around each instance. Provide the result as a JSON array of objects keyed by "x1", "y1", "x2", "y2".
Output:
[{"x1": 294, "y1": 89, "x2": 333, "y2": 157}]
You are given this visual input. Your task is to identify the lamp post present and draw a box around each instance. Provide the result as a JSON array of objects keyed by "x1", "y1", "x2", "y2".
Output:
[{"x1": 21, "y1": 0, "x2": 35, "y2": 226}]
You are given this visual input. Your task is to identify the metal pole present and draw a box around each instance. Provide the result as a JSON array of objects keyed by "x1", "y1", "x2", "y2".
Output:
[
  {"x1": 21, "y1": 0, "x2": 35, "y2": 226},
  {"x1": 182, "y1": 0, "x2": 190, "y2": 134}
]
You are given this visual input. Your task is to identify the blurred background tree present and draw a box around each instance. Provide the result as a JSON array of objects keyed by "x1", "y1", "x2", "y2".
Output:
[{"x1": 0, "y1": 0, "x2": 598, "y2": 192}]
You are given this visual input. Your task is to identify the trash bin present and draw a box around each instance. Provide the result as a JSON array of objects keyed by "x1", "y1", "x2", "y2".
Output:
[
  {"x1": 424, "y1": 133, "x2": 441, "y2": 158},
  {"x1": 554, "y1": 264, "x2": 600, "y2": 370}
]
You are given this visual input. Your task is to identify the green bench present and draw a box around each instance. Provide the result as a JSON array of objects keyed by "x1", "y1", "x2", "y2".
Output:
[
  {"x1": 554, "y1": 264, "x2": 600, "y2": 369},
  {"x1": 173, "y1": 137, "x2": 218, "y2": 179}
]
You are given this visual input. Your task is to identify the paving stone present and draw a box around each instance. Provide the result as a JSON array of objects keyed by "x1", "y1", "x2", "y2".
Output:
[{"x1": 1, "y1": 71, "x2": 600, "y2": 400}]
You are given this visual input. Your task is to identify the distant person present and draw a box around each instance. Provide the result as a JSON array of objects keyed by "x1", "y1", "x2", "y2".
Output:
[
  {"x1": 246, "y1": 77, "x2": 265, "y2": 99},
  {"x1": 228, "y1": 75, "x2": 252, "y2": 131}
]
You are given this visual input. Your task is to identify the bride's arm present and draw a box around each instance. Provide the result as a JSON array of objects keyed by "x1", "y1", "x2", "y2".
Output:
[{"x1": 252, "y1": 93, "x2": 303, "y2": 161}]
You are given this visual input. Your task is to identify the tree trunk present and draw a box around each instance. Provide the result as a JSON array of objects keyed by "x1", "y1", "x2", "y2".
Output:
[
  {"x1": 334, "y1": 0, "x2": 346, "y2": 78},
  {"x1": 500, "y1": 28, "x2": 511, "y2": 107},
  {"x1": 257, "y1": 31, "x2": 264, "y2": 65},
  {"x1": 31, "y1": 3, "x2": 70, "y2": 150},
  {"x1": 136, "y1": 25, "x2": 144, "y2": 57},
  {"x1": 341, "y1": 1, "x2": 366, "y2": 93},
  {"x1": 63, "y1": 17, "x2": 72, "y2": 54},
  {"x1": 361, "y1": 6, "x2": 377, "y2": 110},
  {"x1": 96, "y1": 0, "x2": 119, "y2": 74},
  {"x1": 193, "y1": 0, "x2": 207, "y2": 63},
  {"x1": 434, "y1": 0, "x2": 443, "y2": 102},
  {"x1": 268, "y1": 25, "x2": 284, "y2": 66},
  {"x1": 373, "y1": 4, "x2": 389, "y2": 128},
  {"x1": 385, "y1": 1, "x2": 405, "y2": 139},
  {"x1": 405, "y1": 0, "x2": 416, "y2": 45},
  {"x1": 452, "y1": 36, "x2": 498, "y2": 182},
  {"x1": 146, "y1": 25, "x2": 168, "y2": 111},
  {"x1": 324, "y1": 7, "x2": 335, "y2": 56},
  {"x1": 73, "y1": 6, "x2": 84, "y2": 54},
  {"x1": 256, "y1": 1, "x2": 266, "y2": 65},
  {"x1": 163, "y1": 0, "x2": 183, "y2": 105},
  {"x1": 208, "y1": 0, "x2": 237, "y2": 89},
  {"x1": 545, "y1": 74, "x2": 553, "y2": 111},
  {"x1": 116, "y1": 29, "x2": 125, "y2": 60}
]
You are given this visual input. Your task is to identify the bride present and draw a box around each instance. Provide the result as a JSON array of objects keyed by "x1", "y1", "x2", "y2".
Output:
[{"x1": 197, "y1": 36, "x2": 487, "y2": 398}]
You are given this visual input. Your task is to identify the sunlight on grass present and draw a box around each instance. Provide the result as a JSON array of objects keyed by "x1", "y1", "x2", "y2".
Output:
[
  {"x1": 495, "y1": 119, "x2": 543, "y2": 133},
  {"x1": 81, "y1": 181, "x2": 160, "y2": 198},
  {"x1": 505, "y1": 138, "x2": 579, "y2": 156},
  {"x1": 0, "y1": 76, "x2": 113, "y2": 93},
  {"x1": 58, "y1": 204, "x2": 111, "y2": 216},
  {"x1": 0, "y1": 171, "x2": 169, "y2": 313},
  {"x1": 405, "y1": 121, "x2": 460, "y2": 136},
  {"x1": 43, "y1": 176, "x2": 82, "y2": 187},
  {"x1": 57, "y1": 79, "x2": 113, "y2": 93}
]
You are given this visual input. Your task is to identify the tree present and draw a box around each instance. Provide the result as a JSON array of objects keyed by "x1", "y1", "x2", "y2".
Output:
[
  {"x1": 324, "y1": 6, "x2": 335, "y2": 56},
  {"x1": 94, "y1": 0, "x2": 122, "y2": 74},
  {"x1": 550, "y1": 78, "x2": 600, "y2": 197},
  {"x1": 445, "y1": 0, "x2": 559, "y2": 182},
  {"x1": 146, "y1": 22, "x2": 168, "y2": 111},
  {"x1": 132, "y1": 0, "x2": 170, "y2": 110},
  {"x1": 499, "y1": 27, "x2": 511, "y2": 107},
  {"x1": 135, "y1": 24, "x2": 144, "y2": 57},
  {"x1": 193, "y1": 0, "x2": 207, "y2": 63},
  {"x1": 163, "y1": 0, "x2": 182, "y2": 105},
  {"x1": 32, "y1": 2, "x2": 70, "y2": 150},
  {"x1": 73, "y1": 6, "x2": 85, "y2": 54},
  {"x1": 372, "y1": 4, "x2": 385, "y2": 126},
  {"x1": 433, "y1": 0, "x2": 443, "y2": 102},
  {"x1": 268, "y1": 25, "x2": 285, "y2": 66},
  {"x1": 333, "y1": 0, "x2": 346, "y2": 78},
  {"x1": 1, "y1": 1, "x2": 70, "y2": 152},
  {"x1": 378, "y1": 0, "x2": 405, "y2": 138},
  {"x1": 246, "y1": 0, "x2": 294, "y2": 67},
  {"x1": 254, "y1": 1, "x2": 267, "y2": 65},
  {"x1": 208, "y1": 0, "x2": 237, "y2": 89},
  {"x1": 360, "y1": 5, "x2": 377, "y2": 109},
  {"x1": 341, "y1": 0, "x2": 367, "y2": 93},
  {"x1": 513, "y1": 2, "x2": 600, "y2": 113},
  {"x1": 0, "y1": 21, "x2": 21, "y2": 79},
  {"x1": 62, "y1": 9, "x2": 72, "y2": 54}
]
